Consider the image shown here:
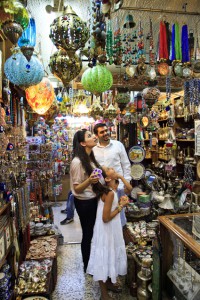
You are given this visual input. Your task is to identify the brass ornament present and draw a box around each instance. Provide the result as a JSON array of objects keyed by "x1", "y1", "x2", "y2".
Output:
[
  {"x1": 49, "y1": 49, "x2": 82, "y2": 86},
  {"x1": 2, "y1": 20, "x2": 23, "y2": 45},
  {"x1": 49, "y1": 5, "x2": 89, "y2": 53}
]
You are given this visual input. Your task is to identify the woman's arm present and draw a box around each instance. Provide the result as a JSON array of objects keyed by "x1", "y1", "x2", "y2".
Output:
[{"x1": 73, "y1": 174, "x2": 99, "y2": 194}]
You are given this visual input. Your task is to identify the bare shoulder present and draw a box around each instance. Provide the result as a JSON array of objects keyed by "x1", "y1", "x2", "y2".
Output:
[{"x1": 103, "y1": 190, "x2": 114, "y2": 203}]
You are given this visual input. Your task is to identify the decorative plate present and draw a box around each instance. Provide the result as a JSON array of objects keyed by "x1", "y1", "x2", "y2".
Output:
[
  {"x1": 182, "y1": 66, "x2": 193, "y2": 78},
  {"x1": 131, "y1": 186, "x2": 143, "y2": 199},
  {"x1": 128, "y1": 146, "x2": 145, "y2": 163},
  {"x1": 131, "y1": 163, "x2": 145, "y2": 180},
  {"x1": 173, "y1": 62, "x2": 183, "y2": 77},
  {"x1": 157, "y1": 62, "x2": 169, "y2": 76}
]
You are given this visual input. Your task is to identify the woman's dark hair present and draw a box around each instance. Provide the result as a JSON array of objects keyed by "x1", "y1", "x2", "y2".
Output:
[{"x1": 73, "y1": 129, "x2": 110, "y2": 197}]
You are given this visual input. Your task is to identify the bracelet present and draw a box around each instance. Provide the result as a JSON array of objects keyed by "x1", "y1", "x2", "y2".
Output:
[{"x1": 117, "y1": 204, "x2": 123, "y2": 212}]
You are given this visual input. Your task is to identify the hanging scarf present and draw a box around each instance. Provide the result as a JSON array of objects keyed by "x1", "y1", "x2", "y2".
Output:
[
  {"x1": 181, "y1": 24, "x2": 190, "y2": 62},
  {"x1": 171, "y1": 24, "x2": 176, "y2": 61},
  {"x1": 175, "y1": 22, "x2": 182, "y2": 60},
  {"x1": 159, "y1": 21, "x2": 169, "y2": 59}
]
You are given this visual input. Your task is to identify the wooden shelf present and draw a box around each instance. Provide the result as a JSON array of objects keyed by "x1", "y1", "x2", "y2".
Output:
[
  {"x1": 158, "y1": 118, "x2": 169, "y2": 122},
  {"x1": 175, "y1": 115, "x2": 185, "y2": 118},
  {"x1": 0, "y1": 244, "x2": 12, "y2": 270},
  {"x1": 158, "y1": 157, "x2": 171, "y2": 161},
  {"x1": 176, "y1": 139, "x2": 195, "y2": 142}
]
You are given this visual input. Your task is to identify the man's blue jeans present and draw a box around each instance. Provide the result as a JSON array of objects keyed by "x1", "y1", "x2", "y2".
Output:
[{"x1": 65, "y1": 191, "x2": 75, "y2": 219}]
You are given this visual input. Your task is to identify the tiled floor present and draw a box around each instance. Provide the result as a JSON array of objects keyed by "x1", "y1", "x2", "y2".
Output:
[
  {"x1": 52, "y1": 201, "x2": 82, "y2": 243},
  {"x1": 52, "y1": 202, "x2": 136, "y2": 300}
]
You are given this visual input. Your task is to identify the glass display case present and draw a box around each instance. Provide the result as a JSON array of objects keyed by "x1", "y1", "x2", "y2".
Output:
[{"x1": 158, "y1": 213, "x2": 200, "y2": 300}]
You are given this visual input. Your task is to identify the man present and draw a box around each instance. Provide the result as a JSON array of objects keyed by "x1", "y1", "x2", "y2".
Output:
[
  {"x1": 93, "y1": 123, "x2": 132, "y2": 227},
  {"x1": 60, "y1": 191, "x2": 74, "y2": 225}
]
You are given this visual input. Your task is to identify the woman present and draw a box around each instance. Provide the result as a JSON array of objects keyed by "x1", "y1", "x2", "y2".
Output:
[{"x1": 70, "y1": 129, "x2": 109, "y2": 272}]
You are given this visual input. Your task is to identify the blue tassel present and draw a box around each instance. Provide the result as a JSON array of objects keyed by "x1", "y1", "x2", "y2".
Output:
[
  {"x1": 181, "y1": 24, "x2": 190, "y2": 62},
  {"x1": 171, "y1": 24, "x2": 175, "y2": 61}
]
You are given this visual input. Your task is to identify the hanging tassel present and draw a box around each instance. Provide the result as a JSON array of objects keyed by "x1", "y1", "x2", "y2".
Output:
[
  {"x1": 181, "y1": 24, "x2": 190, "y2": 62},
  {"x1": 171, "y1": 24, "x2": 176, "y2": 61},
  {"x1": 159, "y1": 21, "x2": 169, "y2": 60},
  {"x1": 175, "y1": 23, "x2": 182, "y2": 60}
]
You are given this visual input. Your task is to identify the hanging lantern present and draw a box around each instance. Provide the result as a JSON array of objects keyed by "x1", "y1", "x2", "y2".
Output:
[
  {"x1": 81, "y1": 65, "x2": 113, "y2": 94},
  {"x1": 1, "y1": 1, "x2": 29, "y2": 29},
  {"x1": 103, "y1": 103, "x2": 117, "y2": 120},
  {"x1": 18, "y1": 18, "x2": 36, "y2": 61},
  {"x1": 142, "y1": 87, "x2": 161, "y2": 106},
  {"x1": 25, "y1": 77, "x2": 55, "y2": 115},
  {"x1": 49, "y1": 49, "x2": 82, "y2": 86},
  {"x1": 49, "y1": 5, "x2": 89, "y2": 55},
  {"x1": 4, "y1": 48, "x2": 44, "y2": 89},
  {"x1": 90, "y1": 100, "x2": 104, "y2": 119},
  {"x1": 2, "y1": 21, "x2": 23, "y2": 45}
]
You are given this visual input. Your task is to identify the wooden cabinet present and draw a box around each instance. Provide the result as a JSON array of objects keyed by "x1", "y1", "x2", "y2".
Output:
[{"x1": 158, "y1": 213, "x2": 200, "y2": 299}]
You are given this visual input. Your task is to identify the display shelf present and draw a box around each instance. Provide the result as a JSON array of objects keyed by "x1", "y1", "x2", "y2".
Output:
[
  {"x1": 158, "y1": 118, "x2": 169, "y2": 122},
  {"x1": 0, "y1": 244, "x2": 12, "y2": 269},
  {"x1": 176, "y1": 139, "x2": 195, "y2": 142},
  {"x1": 158, "y1": 213, "x2": 200, "y2": 299},
  {"x1": 159, "y1": 213, "x2": 200, "y2": 257}
]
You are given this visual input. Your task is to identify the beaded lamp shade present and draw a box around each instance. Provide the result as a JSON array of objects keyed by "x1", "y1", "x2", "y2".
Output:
[
  {"x1": 49, "y1": 49, "x2": 82, "y2": 86},
  {"x1": 25, "y1": 77, "x2": 55, "y2": 115},
  {"x1": 142, "y1": 87, "x2": 161, "y2": 106},
  {"x1": 49, "y1": 5, "x2": 89, "y2": 55},
  {"x1": 81, "y1": 65, "x2": 113, "y2": 94},
  {"x1": 4, "y1": 48, "x2": 44, "y2": 89}
]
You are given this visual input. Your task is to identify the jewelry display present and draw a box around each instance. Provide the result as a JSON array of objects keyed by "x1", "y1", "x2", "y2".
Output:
[{"x1": 15, "y1": 259, "x2": 53, "y2": 295}]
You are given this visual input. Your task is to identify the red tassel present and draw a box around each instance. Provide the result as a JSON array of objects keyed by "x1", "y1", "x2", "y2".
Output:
[{"x1": 159, "y1": 21, "x2": 169, "y2": 59}]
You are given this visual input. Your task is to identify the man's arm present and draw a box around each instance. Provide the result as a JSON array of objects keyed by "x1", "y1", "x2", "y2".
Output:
[{"x1": 119, "y1": 142, "x2": 131, "y2": 182}]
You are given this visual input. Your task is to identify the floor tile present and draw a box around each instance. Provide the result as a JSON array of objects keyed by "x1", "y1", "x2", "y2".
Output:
[
  {"x1": 52, "y1": 201, "x2": 82, "y2": 243},
  {"x1": 52, "y1": 244, "x2": 136, "y2": 300}
]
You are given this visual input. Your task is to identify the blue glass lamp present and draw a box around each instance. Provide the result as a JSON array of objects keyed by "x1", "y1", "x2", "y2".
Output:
[{"x1": 4, "y1": 49, "x2": 44, "y2": 89}]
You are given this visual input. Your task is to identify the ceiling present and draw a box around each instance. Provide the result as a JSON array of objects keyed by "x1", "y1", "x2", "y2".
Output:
[{"x1": 23, "y1": 0, "x2": 200, "y2": 87}]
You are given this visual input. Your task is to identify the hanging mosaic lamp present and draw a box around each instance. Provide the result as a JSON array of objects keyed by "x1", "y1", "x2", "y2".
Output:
[
  {"x1": 1, "y1": 0, "x2": 29, "y2": 45},
  {"x1": 2, "y1": 21, "x2": 23, "y2": 45},
  {"x1": 81, "y1": 65, "x2": 113, "y2": 94},
  {"x1": 103, "y1": 103, "x2": 117, "y2": 119},
  {"x1": 49, "y1": 49, "x2": 82, "y2": 86},
  {"x1": 49, "y1": 5, "x2": 89, "y2": 55},
  {"x1": 18, "y1": 18, "x2": 36, "y2": 61},
  {"x1": 4, "y1": 48, "x2": 44, "y2": 89},
  {"x1": 141, "y1": 87, "x2": 161, "y2": 106},
  {"x1": 25, "y1": 77, "x2": 55, "y2": 115},
  {"x1": 90, "y1": 100, "x2": 104, "y2": 119}
]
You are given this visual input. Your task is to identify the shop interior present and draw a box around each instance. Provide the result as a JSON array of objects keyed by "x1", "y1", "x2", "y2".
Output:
[{"x1": 0, "y1": 0, "x2": 200, "y2": 299}]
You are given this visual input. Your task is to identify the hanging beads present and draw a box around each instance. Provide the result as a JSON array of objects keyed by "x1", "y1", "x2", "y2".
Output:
[
  {"x1": 113, "y1": 17, "x2": 122, "y2": 65},
  {"x1": 106, "y1": 19, "x2": 113, "y2": 65},
  {"x1": 166, "y1": 76, "x2": 171, "y2": 101}
]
